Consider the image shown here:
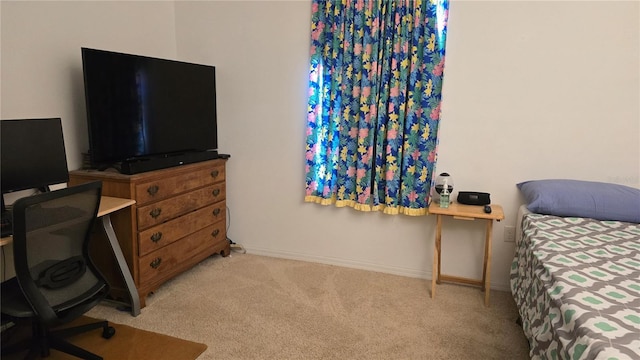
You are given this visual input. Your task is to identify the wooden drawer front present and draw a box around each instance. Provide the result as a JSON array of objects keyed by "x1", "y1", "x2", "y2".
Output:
[
  {"x1": 137, "y1": 183, "x2": 226, "y2": 230},
  {"x1": 138, "y1": 222, "x2": 226, "y2": 285},
  {"x1": 138, "y1": 202, "x2": 226, "y2": 257},
  {"x1": 135, "y1": 164, "x2": 226, "y2": 205}
]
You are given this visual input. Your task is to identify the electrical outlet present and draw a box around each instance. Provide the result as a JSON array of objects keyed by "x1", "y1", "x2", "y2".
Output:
[{"x1": 504, "y1": 226, "x2": 516, "y2": 242}]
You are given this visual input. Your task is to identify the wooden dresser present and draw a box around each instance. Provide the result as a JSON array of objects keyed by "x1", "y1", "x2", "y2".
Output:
[{"x1": 69, "y1": 159, "x2": 229, "y2": 308}]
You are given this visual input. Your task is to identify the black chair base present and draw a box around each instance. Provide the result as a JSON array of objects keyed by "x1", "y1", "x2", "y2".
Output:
[{"x1": 1, "y1": 318, "x2": 115, "y2": 360}]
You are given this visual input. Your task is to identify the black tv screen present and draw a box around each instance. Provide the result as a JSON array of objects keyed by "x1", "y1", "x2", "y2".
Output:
[
  {"x1": 1, "y1": 118, "x2": 69, "y2": 194},
  {"x1": 81, "y1": 48, "x2": 218, "y2": 171}
]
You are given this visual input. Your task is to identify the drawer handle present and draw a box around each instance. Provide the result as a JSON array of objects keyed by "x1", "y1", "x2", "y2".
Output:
[
  {"x1": 150, "y1": 257, "x2": 162, "y2": 269},
  {"x1": 147, "y1": 185, "x2": 159, "y2": 196},
  {"x1": 149, "y1": 208, "x2": 162, "y2": 219},
  {"x1": 213, "y1": 208, "x2": 222, "y2": 217},
  {"x1": 150, "y1": 232, "x2": 163, "y2": 243},
  {"x1": 210, "y1": 170, "x2": 220, "y2": 178},
  {"x1": 212, "y1": 229, "x2": 220, "y2": 238},
  {"x1": 212, "y1": 188, "x2": 221, "y2": 197}
]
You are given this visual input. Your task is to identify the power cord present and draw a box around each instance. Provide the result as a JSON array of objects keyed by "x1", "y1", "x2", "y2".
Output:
[{"x1": 226, "y1": 205, "x2": 245, "y2": 254}]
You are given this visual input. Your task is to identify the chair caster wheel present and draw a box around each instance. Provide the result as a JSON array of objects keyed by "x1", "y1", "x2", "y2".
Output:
[{"x1": 102, "y1": 326, "x2": 116, "y2": 339}]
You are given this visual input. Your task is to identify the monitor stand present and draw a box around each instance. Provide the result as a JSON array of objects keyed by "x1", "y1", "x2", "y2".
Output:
[{"x1": 0, "y1": 185, "x2": 50, "y2": 215}]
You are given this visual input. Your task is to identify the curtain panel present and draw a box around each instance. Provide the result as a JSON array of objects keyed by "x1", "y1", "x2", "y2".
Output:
[{"x1": 304, "y1": 0, "x2": 449, "y2": 216}]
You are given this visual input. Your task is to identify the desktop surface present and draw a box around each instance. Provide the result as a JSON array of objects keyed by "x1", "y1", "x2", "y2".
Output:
[{"x1": 1, "y1": 196, "x2": 136, "y2": 243}]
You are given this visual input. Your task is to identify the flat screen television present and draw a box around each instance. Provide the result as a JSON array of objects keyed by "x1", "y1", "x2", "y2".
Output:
[{"x1": 81, "y1": 47, "x2": 219, "y2": 174}]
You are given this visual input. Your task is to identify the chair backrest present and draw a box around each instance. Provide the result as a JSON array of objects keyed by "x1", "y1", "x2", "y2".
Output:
[{"x1": 11, "y1": 181, "x2": 108, "y2": 326}]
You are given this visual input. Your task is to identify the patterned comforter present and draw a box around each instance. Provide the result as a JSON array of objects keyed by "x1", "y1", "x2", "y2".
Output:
[{"x1": 510, "y1": 213, "x2": 640, "y2": 360}]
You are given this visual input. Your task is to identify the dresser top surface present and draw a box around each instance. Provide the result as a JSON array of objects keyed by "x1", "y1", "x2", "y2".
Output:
[{"x1": 70, "y1": 159, "x2": 227, "y2": 181}]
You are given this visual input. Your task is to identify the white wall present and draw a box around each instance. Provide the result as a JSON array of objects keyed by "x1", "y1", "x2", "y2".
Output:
[
  {"x1": 174, "y1": 0, "x2": 437, "y2": 282},
  {"x1": 174, "y1": 1, "x2": 639, "y2": 290},
  {"x1": 1, "y1": 0, "x2": 178, "y2": 168},
  {"x1": 2, "y1": 1, "x2": 638, "y2": 291},
  {"x1": 0, "y1": 0, "x2": 177, "y2": 280},
  {"x1": 438, "y1": 0, "x2": 640, "y2": 283}
]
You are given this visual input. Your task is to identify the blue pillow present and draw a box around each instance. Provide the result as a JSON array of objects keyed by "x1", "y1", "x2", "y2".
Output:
[{"x1": 517, "y1": 179, "x2": 640, "y2": 223}]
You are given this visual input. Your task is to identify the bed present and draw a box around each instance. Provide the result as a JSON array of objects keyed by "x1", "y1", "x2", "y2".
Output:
[{"x1": 510, "y1": 179, "x2": 640, "y2": 360}]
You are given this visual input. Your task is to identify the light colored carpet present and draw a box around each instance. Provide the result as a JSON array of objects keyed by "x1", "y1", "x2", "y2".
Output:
[{"x1": 88, "y1": 253, "x2": 531, "y2": 359}]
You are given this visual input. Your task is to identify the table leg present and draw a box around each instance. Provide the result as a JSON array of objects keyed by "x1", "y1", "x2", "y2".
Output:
[
  {"x1": 481, "y1": 221, "x2": 489, "y2": 290},
  {"x1": 431, "y1": 214, "x2": 442, "y2": 298},
  {"x1": 436, "y1": 215, "x2": 442, "y2": 284},
  {"x1": 483, "y1": 220, "x2": 493, "y2": 307},
  {"x1": 102, "y1": 215, "x2": 141, "y2": 317}
]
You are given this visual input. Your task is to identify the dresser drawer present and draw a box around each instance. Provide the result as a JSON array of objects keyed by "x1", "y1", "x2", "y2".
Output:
[
  {"x1": 134, "y1": 163, "x2": 225, "y2": 205},
  {"x1": 138, "y1": 201, "x2": 226, "y2": 257},
  {"x1": 137, "y1": 183, "x2": 226, "y2": 230},
  {"x1": 138, "y1": 222, "x2": 226, "y2": 286}
]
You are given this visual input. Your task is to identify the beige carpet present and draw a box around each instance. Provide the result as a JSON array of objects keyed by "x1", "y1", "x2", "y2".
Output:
[
  {"x1": 1, "y1": 316, "x2": 207, "y2": 359},
  {"x1": 87, "y1": 253, "x2": 531, "y2": 359}
]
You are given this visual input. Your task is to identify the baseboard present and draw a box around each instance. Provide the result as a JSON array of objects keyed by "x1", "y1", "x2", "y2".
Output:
[{"x1": 241, "y1": 246, "x2": 511, "y2": 292}]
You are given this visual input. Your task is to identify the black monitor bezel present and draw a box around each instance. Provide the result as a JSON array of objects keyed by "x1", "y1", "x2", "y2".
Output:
[{"x1": 1, "y1": 118, "x2": 70, "y2": 195}]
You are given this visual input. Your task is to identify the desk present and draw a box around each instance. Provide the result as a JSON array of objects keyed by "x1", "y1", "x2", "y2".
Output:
[
  {"x1": 428, "y1": 202, "x2": 504, "y2": 307},
  {"x1": 1, "y1": 196, "x2": 140, "y2": 317}
]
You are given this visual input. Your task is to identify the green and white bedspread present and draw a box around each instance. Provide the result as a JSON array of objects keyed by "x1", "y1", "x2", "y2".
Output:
[{"x1": 510, "y1": 213, "x2": 640, "y2": 360}]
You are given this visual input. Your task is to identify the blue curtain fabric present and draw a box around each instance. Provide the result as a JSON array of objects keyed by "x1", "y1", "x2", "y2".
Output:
[{"x1": 305, "y1": 0, "x2": 449, "y2": 215}]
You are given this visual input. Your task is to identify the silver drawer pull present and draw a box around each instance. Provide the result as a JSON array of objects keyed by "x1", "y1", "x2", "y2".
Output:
[
  {"x1": 210, "y1": 170, "x2": 220, "y2": 178},
  {"x1": 212, "y1": 229, "x2": 220, "y2": 238},
  {"x1": 212, "y1": 208, "x2": 221, "y2": 216},
  {"x1": 212, "y1": 189, "x2": 221, "y2": 197},
  {"x1": 151, "y1": 232, "x2": 163, "y2": 243},
  {"x1": 150, "y1": 257, "x2": 162, "y2": 269},
  {"x1": 147, "y1": 185, "x2": 159, "y2": 196},
  {"x1": 150, "y1": 208, "x2": 162, "y2": 219}
]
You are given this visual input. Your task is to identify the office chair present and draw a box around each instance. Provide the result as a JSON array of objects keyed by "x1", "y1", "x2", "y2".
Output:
[{"x1": 0, "y1": 181, "x2": 115, "y2": 360}]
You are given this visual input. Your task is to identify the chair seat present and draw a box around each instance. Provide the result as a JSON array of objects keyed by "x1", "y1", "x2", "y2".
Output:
[{"x1": 1, "y1": 277, "x2": 35, "y2": 318}]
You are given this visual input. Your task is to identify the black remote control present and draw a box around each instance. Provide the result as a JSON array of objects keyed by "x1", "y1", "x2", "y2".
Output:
[{"x1": 483, "y1": 205, "x2": 492, "y2": 214}]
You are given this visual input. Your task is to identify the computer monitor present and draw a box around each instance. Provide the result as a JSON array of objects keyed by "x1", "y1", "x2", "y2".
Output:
[{"x1": 1, "y1": 118, "x2": 70, "y2": 211}]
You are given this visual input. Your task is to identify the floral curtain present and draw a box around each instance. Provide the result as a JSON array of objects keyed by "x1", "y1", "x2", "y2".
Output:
[{"x1": 304, "y1": 0, "x2": 449, "y2": 216}]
